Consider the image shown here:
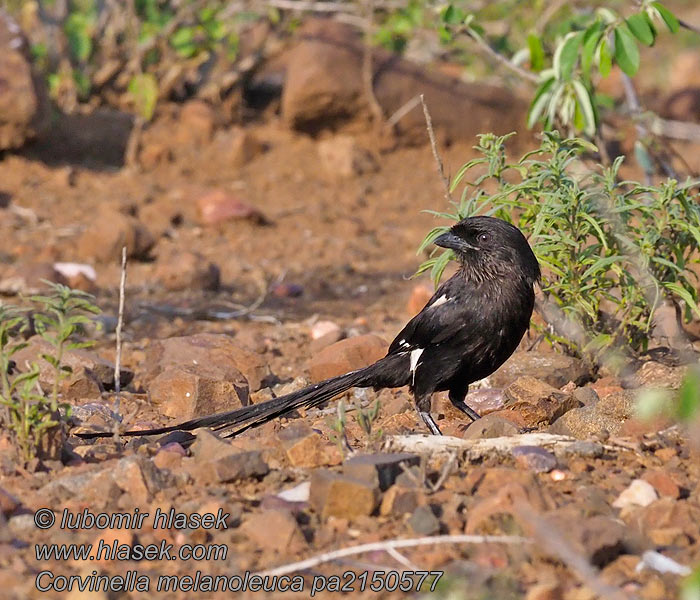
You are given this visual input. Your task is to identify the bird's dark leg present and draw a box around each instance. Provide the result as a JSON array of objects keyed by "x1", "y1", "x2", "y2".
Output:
[
  {"x1": 414, "y1": 391, "x2": 442, "y2": 435},
  {"x1": 448, "y1": 385, "x2": 481, "y2": 422}
]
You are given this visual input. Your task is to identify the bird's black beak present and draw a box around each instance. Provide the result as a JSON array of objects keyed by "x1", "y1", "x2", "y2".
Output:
[{"x1": 434, "y1": 231, "x2": 476, "y2": 253}]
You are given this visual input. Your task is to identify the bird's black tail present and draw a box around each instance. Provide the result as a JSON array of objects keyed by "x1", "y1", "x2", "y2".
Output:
[{"x1": 76, "y1": 358, "x2": 398, "y2": 440}]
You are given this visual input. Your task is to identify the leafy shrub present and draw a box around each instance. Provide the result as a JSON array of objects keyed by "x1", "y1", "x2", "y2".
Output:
[
  {"x1": 417, "y1": 132, "x2": 700, "y2": 360},
  {"x1": 0, "y1": 283, "x2": 100, "y2": 462}
]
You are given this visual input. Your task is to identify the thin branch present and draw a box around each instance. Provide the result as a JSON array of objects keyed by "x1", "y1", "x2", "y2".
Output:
[
  {"x1": 112, "y1": 246, "x2": 127, "y2": 440},
  {"x1": 257, "y1": 534, "x2": 531, "y2": 577},
  {"x1": 420, "y1": 94, "x2": 452, "y2": 203},
  {"x1": 386, "y1": 94, "x2": 422, "y2": 129},
  {"x1": 362, "y1": 0, "x2": 384, "y2": 126},
  {"x1": 679, "y1": 18, "x2": 700, "y2": 35},
  {"x1": 463, "y1": 28, "x2": 539, "y2": 84}
]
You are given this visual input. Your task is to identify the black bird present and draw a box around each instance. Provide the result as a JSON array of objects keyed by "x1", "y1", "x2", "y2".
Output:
[{"x1": 79, "y1": 216, "x2": 540, "y2": 439}]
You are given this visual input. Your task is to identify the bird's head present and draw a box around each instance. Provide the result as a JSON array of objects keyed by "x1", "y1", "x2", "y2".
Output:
[{"x1": 434, "y1": 216, "x2": 540, "y2": 285}]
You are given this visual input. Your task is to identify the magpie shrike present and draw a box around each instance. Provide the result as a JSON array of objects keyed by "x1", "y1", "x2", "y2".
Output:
[{"x1": 79, "y1": 215, "x2": 540, "y2": 438}]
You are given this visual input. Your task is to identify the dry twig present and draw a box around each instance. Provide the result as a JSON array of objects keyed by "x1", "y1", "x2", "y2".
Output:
[
  {"x1": 257, "y1": 534, "x2": 531, "y2": 577},
  {"x1": 419, "y1": 94, "x2": 452, "y2": 203},
  {"x1": 112, "y1": 246, "x2": 127, "y2": 440}
]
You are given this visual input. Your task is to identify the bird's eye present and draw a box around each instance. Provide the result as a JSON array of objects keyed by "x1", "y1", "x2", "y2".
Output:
[{"x1": 477, "y1": 233, "x2": 489, "y2": 244}]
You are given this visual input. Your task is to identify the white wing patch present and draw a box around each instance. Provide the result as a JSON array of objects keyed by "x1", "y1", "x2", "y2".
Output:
[
  {"x1": 410, "y1": 348, "x2": 424, "y2": 385},
  {"x1": 431, "y1": 295, "x2": 449, "y2": 308}
]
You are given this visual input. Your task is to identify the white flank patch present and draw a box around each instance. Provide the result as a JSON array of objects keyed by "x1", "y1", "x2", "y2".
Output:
[
  {"x1": 431, "y1": 295, "x2": 448, "y2": 308},
  {"x1": 410, "y1": 348, "x2": 424, "y2": 385}
]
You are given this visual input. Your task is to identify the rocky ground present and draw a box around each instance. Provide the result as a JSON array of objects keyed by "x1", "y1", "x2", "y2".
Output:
[{"x1": 1, "y1": 10, "x2": 700, "y2": 600}]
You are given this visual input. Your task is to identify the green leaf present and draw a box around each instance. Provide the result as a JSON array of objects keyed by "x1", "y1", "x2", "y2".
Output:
[
  {"x1": 597, "y1": 37, "x2": 612, "y2": 77},
  {"x1": 677, "y1": 369, "x2": 700, "y2": 421},
  {"x1": 527, "y1": 77, "x2": 555, "y2": 129},
  {"x1": 127, "y1": 73, "x2": 159, "y2": 121},
  {"x1": 581, "y1": 23, "x2": 603, "y2": 77},
  {"x1": 663, "y1": 282, "x2": 700, "y2": 318},
  {"x1": 571, "y1": 80, "x2": 597, "y2": 136},
  {"x1": 626, "y1": 13, "x2": 655, "y2": 46},
  {"x1": 64, "y1": 13, "x2": 93, "y2": 62},
  {"x1": 553, "y1": 31, "x2": 583, "y2": 80},
  {"x1": 527, "y1": 34, "x2": 545, "y2": 72},
  {"x1": 651, "y1": 2, "x2": 680, "y2": 33},
  {"x1": 614, "y1": 25, "x2": 641, "y2": 76}
]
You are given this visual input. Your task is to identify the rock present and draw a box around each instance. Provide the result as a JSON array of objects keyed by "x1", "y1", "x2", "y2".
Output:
[
  {"x1": 512, "y1": 446, "x2": 557, "y2": 473},
  {"x1": 612, "y1": 479, "x2": 659, "y2": 509},
  {"x1": 308, "y1": 334, "x2": 387, "y2": 382},
  {"x1": 198, "y1": 450, "x2": 269, "y2": 483},
  {"x1": 380, "y1": 485, "x2": 422, "y2": 516},
  {"x1": 490, "y1": 352, "x2": 591, "y2": 389},
  {"x1": 317, "y1": 135, "x2": 379, "y2": 178},
  {"x1": 151, "y1": 363, "x2": 249, "y2": 419},
  {"x1": 191, "y1": 429, "x2": 239, "y2": 463},
  {"x1": 408, "y1": 505, "x2": 440, "y2": 535},
  {"x1": 309, "y1": 469, "x2": 378, "y2": 519},
  {"x1": 153, "y1": 246, "x2": 220, "y2": 292},
  {"x1": 62, "y1": 367, "x2": 104, "y2": 400},
  {"x1": 309, "y1": 320, "x2": 343, "y2": 352},
  {"x1": 53, "y1": 262, "x2": 98, "y2": 293},
  {"x1": 241, "y1": 509, "x2": 306, "y2": 552},
  {"x1": 525, "y1": 582, "x2": 563, "y2": 600},
  {"x1": 0, "y1": 11, "x2": 48, "y2": 149},
  {"x1": 504, "y1": 376, "x2": 580, "y2": 427},
  {"x1": 463, "y1": 412, "x2": 520, "y2": 439},
  {"x1": 271, "y1": 282, "x2": 304, "y2": 298},
  {"x1": 12, "y1": 336, "x2": 133, "y2": 391},
  {"x1": 195, "y1": 189, "x2": 268, "y2": 226},
  {"x1": 174, "y1": 100, "x2": 215, "y2": 149},
  {"x1": 0, "y1": 261, "x2": 68, "y2": 295},
  {"x1": 634, "y1": 361, "x2": 685, "y2": 390},
  {"x1": 572, "y1": 386, "x2": 599, "y2": 406},
  {"x1": 557, "y1": 440, "x2": 604, "y2": 459},
  {"x1": 228, "y1": 128, "x2": 265, "y2": 168},
  {"x1": 278, "y1": 422, "x2": 341, "y2": 468},
  {"x1": 145, "y1": 332, "x2": 266, "y2": 391},
  {"x1": 550, "y1": 390, "x2": 635, "y2": 439},
  {"x1": 0, "y1": 486, "x2": 20, "y2": 516},
  {"x1": 407, "y1": 284, "x2": 434, "y2": 316},
  {"x1": 76, "y1": 207, "x2": 154, "y2": 263},
  {"x1": 152, "y1": 443, "x2": 185, "y2": 471},
  {"x1": 642, "y1": 470, "x2": 681, "y2": 499},
  {"x1": 281, "y1": 19, "x2": 527, "y2": 144},
  {"x1": 344, "y1": 452, "x2": 419, "y2": 491},
  {"x1": 113, "y1": 455, "x2": 169, "y2": 504}
]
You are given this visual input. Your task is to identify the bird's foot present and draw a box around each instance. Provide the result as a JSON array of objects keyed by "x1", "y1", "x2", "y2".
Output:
[
  {"x1": 452, "y1": 401, "x2": 481, "y2": 422},
  {"x1": 419, "y1": 411, "x2": 443, "y2": 435}
]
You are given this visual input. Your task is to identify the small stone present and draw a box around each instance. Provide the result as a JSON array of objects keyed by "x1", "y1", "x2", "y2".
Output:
[
  {"x1": 309, "y1": 320, "x2": 343, "y2": 352},
  {"x1": 512, "y1": 446, "x2": 557, "y2": 473},
  {"x1": 557, "y1": 440, "x2": 604, "y2": 459},
  {"x1": 308, "y1": 334, "x2": 387, "y2": 382},
  {"x1": 408, "y1": 505, "x2": 440, "y2": 535},
  {"x1": 407, "y1": 284, "x2": 433, "y2": 316},
  {"x1": 526, "y1": 583, "x2": 563, "y2": 600},
  {"x1": 613, "y1": 479, "x2": 659, "y2": 509},
  {"x1": 200, "y1": 450, "x2": 269, "y2": 483},
  {"x1": 379, "y1": 485, "x2": 422, "y2": 516},
  {"x1": 0, "y1": 486, "x2": 21, "y2": 516},
  {"x1": 228, "y1": 128, "x2": 264, "y2": 168},
  {"x1": 191, "y1": 429, "x2": 238, "y2": 463},
  {"x1": 318, "y1": 135, "x2": 379, "y2": 178},
  {"x1": 196, "y1": 189, "x2": 267, "y2": 226},
  {"x1": 0, "y1": 261, "x2": 67, "y2": 295},
  {"x1": 240, "y1": 509, "x2": 306, "y2": 552},
  {"x1": 152, "y1": 443, "x2": 185, "y2": 471},
  {"x1": 654, "y1": 447, "x2": 677, "y2": 462},
  {"x1": 278, "y1": 422, "x2": 333, "y2": 468},
  {"x1": 113, "y1": 456, "x2": 169, "y2": 504},
  {"x1": 153, "y1": 246, "x2": 220, "y2": 292},
  {"x1": 309, "y1": 469, "x2": 378, "y2": 520},
  {"x1": 504, "y1": 376, "x2": 580, "y2": 426},
  {"x1": 344, "y1": 452, "x2": 419, "y2": 491},
  {"x1": 61, "y1": 367, "x2": 103, "y2": 400},
  {"x1": 463, "y1": 412, "x2": 520, "y2": 439},
  {"x1": 641, "y1": 470, "x2": 680, "y2": 499},
  {"x1": 271, "y1": 282, "x2": 304, "y2": 298},
  {"x1": 76, "y1": 208, "x2": 154, "y2": 263},
  {"x1": 53, "y1": 262, "x2": 98, "y2": 293}
]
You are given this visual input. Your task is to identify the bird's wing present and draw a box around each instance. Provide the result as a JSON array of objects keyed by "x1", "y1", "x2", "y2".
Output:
[{"x1": 388, "y1": 277, "x2": 477, "y2": 355}]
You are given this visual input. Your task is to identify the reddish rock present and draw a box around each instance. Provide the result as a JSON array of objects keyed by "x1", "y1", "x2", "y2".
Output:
[
  {"x1": 228, "y1": 128, "x2": 265, "y2": 168},
  {"x1": 113, "y1": 456, "x2": 168, "y2": 505},
  {"x1": 641, "y1": 470, "x2": 681, "y2": 499},
  {"x1": 61, "y1": 366, "x2": 104, "y2": 400},
  {"x1": 0, "y1": 11, "x2": 48, "y2": 149},
  {"x1": 195, "y1": 189, "x2": 268, "y2": 226},
  {"x1": 76, "y1": 207, "x2": 154, "y2": 263},
  {"x1": 344, "y1": 452, "x2": 419, "y2": 491},
  {"x1": 317, "y1": 135, "x2": 379, "y2": 178},
  {"x1": 150, "y1": 364, "x2": 249, "y2": 419},
  {"x1": 0, "y1": 486, "x2": 20, "y2": 516},
  {"x1": 278, "y1": 422, "x2": 341, "y2": 468},
  {"x1": 380, "y1": 485, "x2": 423, "y2": 516},
  {"x1": 144, "y1": 332, "x2": 266, "y2": 392},
  {"x1": 174, "y1": 100, "x2": 215, "y2": 149},
  {"x1": 0, "y1": 261, "x2": 67, "y2": 295},
  {"x1": 512, "y1": 446, "x2": 557, "y2": 473},
  {"x1": 152, "y1": 444, "x2": 185, "y2": 471},
  {"x1": 463, "y1": 412, "x2": 520, "y2": 439},
  {"x1": 198, "y1": 450, "x2": 269, "y2": 483},
  {"x1": 53, "y1": 262, "x2": 98, "y2": 293},
  {"x1": 153, "y1": 246, "x2": 220, "y2": 292},
  {"x1": 491, "y1": 352, "x2": 591, "y2": 389},
  {"x1": 504, "y1": 376, "x2": 580, "y2": 427},
  {"x1": 407, "y1": 284, "x2": 433, "y2": 316},
  {"x1": 309, "y1": 320, "x2": 343, "y2": 352},
  {"x1": 240, "y1": 509, "x2": 306, "y2": 552},
  {"x1": 308, "y1": 334, "x2": 387, "y2": 382},
  {"x1": 309, "y1": 469, "x2": 379, "y2": 519}
]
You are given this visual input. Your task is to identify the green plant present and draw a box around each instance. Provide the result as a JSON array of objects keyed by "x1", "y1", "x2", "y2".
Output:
[
  {"x1": 354, "y1": 395, "x2": 382, "y2": 447},
  {"x1": 0, "y1": 283, "x2": 100, "y2": 462},
  {"x1": 326, "y1": 398, "x2": 350, "y2": 458},
  {"x1": 417, "y1": 132, "x2": 700, "y2": 360}
]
